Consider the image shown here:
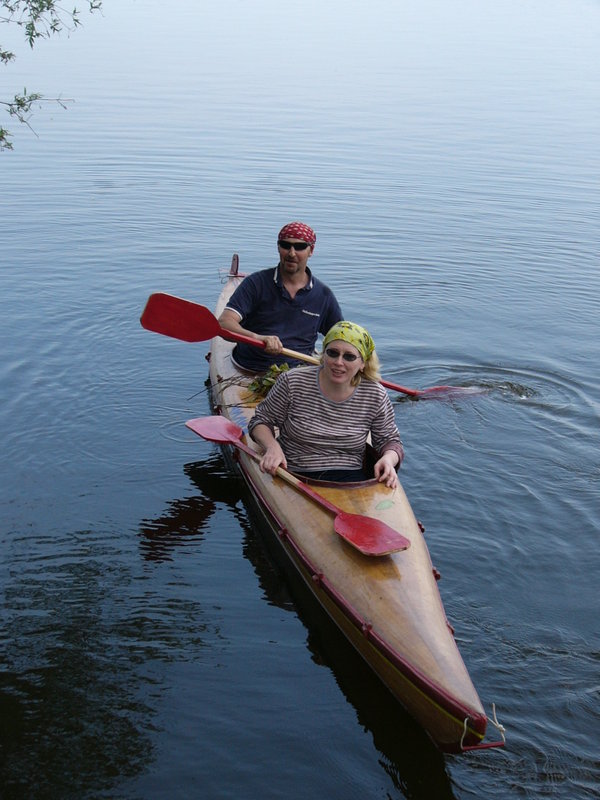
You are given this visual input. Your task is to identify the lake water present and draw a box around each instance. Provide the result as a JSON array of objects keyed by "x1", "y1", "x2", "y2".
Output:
[{"x1": 1, "y1": 1, "x2": 599, "y2": 798}]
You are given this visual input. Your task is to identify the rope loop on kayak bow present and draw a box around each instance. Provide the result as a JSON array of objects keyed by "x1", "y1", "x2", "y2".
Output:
[
  {"x1": 460, "y1": 703, "x2": 506, "y2": 751},
  {"x1": 490, "y1": 703, "x2": 507, "y2": 741}
]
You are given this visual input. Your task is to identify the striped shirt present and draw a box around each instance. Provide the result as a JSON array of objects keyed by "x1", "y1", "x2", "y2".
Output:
[{"x1": 248, "y1": 366, "x2": 404, "y2": 472}]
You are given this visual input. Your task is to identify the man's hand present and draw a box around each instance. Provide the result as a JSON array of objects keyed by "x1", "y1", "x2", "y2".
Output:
[{"x1": 260, "y1": 335, "x2": 283, "y2": 354}]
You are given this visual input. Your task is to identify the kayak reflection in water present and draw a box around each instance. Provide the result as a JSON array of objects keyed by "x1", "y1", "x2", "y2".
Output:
[{"x1": 248, "y1": 321, "x2": 404, "y2": 488}]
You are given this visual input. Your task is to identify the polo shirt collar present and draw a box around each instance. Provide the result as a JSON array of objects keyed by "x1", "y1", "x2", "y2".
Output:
[{"x1": 273, "y1": 265, "x2": 314, "y2": 290}]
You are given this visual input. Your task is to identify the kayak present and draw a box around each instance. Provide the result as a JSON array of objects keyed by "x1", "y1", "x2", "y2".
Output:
[{"x1": 189, "y1": 256, "x2": 504, "y2": 754}]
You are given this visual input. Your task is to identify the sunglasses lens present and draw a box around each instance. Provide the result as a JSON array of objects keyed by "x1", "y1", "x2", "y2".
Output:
[
  {"x1": 325, "y1": 349, "x2": 358, "y2": 362},
  {"x1": 278, "y1": 240, "x2": 309, "y2": 251}
]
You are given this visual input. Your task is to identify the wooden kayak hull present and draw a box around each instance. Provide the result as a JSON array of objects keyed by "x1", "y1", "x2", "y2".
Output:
[{"x1": 202, "y1": 258, "x2": 498, "y2": 753}]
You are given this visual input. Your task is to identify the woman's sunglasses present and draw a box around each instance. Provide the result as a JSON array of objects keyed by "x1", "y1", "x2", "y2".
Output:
[
  {"x1": 324, "y1": 348, "x2": 360, "y2": 362},
  {"x1": 278, "y1": 240, "x2": 311, "y2": 251}
]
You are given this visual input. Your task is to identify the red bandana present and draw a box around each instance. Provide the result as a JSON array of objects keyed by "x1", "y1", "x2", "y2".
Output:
[{"x1": 278, "y1": 222, "x2": 316, "y2": 247}]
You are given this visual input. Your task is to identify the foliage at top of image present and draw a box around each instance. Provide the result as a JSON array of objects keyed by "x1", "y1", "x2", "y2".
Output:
[{"x1": 1, "y1": 0, "x2": 102, "y2": 150}]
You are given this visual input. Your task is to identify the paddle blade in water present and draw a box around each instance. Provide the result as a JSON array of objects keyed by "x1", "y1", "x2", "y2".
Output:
[
  {"x1": 379, "y1": 377, "x2": 486, "y2": 399},
  {"x1": 334, "y1": 511, "x2": 411, "y2": 556},
  {"x1": 409, "y1": 385, "x2": 490, "y2": 400}
]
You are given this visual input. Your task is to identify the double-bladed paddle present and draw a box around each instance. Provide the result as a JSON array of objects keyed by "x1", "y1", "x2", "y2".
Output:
[
  {"x1": 185, "y1": 415, "x2": 411, "y2": 557},
  {"x1": 140, "y1": 292, "x2": 479, "y2": 399}
]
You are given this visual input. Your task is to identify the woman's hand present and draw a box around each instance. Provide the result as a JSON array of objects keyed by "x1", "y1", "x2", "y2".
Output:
[
  {"x1": 374, "y1": 451, "x2": 399, "y2": 489},
  {"x1": 250, "y1": 423, "x2": 286, "y2": 474},
  {"x1": 259, "y1": 440, "x2": 287, "y2": 475}
]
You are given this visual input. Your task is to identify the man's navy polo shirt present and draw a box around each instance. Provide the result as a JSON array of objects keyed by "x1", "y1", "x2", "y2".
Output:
[{"x1": 224, "y1": 266, "x2": 343, "y2": 372}]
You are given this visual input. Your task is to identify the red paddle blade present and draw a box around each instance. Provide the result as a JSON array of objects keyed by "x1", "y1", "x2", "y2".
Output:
[
  {"x1": 335, "y1": 511, "x2": 410, "y2": 556},
  {"x1": 140, "y1": 293, "x2": 221, "y2": 343},
  {"x1": 185, "y1": 415, "x2": 243, "y2": 444}
]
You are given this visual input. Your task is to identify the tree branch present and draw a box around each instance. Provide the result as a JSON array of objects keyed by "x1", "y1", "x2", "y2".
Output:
[{"x1": 1, "y1": 0, "x2": 102, "y2": 150}]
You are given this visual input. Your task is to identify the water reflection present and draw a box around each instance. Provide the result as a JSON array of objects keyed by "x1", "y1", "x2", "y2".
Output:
[
  {"x1": 300, "y1": 612, "x2": 456, "y2": 799},
  {"x1": 138, "y1": 450, "x2": 296, "y2": 606},
  {"x1": 181, "y1": 452, "x2": 296, "y2": 612},
  {"x1": 138, "y1": 453, "x2": 238, "y2": 562},
  {"x1": 0, "y1": 534, "x2": 154, "y2": 799}
]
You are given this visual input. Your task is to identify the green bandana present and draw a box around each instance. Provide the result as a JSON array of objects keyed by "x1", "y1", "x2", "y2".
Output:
[{"x1": 322, "y1": 321, "x2": 375, "y2": 362}]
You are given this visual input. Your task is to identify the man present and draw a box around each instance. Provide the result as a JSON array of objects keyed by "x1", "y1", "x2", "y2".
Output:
[{"x1": 218, "y1": 222, "x2": 343, "y2": 372}]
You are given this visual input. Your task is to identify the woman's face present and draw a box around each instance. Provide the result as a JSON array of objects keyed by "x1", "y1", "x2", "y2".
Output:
[{"x1": 322, "y1": 339, "x2": 364, "y2": 384}]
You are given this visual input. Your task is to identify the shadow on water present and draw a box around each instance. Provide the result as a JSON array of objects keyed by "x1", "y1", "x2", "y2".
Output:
[{"x1": 182, "y1": 450, "x2": 456, "y2": 800}]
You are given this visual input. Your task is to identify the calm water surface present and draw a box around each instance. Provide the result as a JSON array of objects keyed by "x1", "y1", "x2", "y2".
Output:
[{"x1": 1, "y1": 1, "x2": 599, "y2": 798}]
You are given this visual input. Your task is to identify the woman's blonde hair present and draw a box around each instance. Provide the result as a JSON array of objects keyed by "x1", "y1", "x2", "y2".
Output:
[{"x1": 360, "y1": 349, "x2": 382, "y2": 385}]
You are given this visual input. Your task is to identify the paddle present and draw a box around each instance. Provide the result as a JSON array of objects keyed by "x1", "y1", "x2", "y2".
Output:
[
  {"x1": 185, "y1": 415, "x2": 411, "y2": 557},
  {"x1": 140, "y1": 292, "x2": 477, "y2": 398}
]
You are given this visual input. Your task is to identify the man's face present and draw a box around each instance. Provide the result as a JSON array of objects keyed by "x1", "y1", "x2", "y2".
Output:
[{"x1": 277, "y1": 238, "x2": 314, "y2": 274}]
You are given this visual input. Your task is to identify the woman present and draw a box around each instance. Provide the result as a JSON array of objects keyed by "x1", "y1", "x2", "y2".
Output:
[{"x1": 248, "y1": 321, "x2": 404, "y2": 488}]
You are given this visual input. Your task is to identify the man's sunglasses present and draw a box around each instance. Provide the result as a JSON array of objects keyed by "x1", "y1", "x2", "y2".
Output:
[
  {"x1": 324, "y1": 348, "x2": 360, "y2": 362},
  {"x1": 278, "y1": 240, "x2": 311, "y2": 251}
]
